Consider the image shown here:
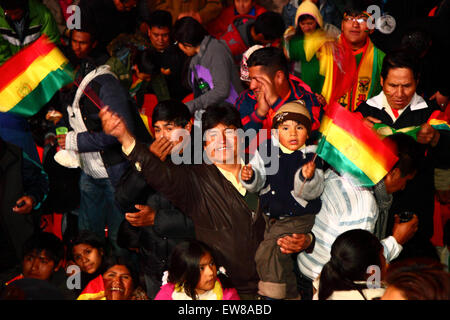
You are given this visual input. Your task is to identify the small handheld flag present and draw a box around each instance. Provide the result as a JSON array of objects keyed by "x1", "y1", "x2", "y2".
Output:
[{"x1": 0, "y1": 35, "x2": 73, "y2": 117}]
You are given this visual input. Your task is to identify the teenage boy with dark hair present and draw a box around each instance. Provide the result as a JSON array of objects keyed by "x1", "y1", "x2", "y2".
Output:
[
  {"x1": 146, "y1": 10, "x2": 191, "y2": 101},
  {"x1": 2, "y1": 232, "x2": 77, "y2": 299},
  {"x1": 115, "y1": 100, "x2": 195, "y2": 299}
]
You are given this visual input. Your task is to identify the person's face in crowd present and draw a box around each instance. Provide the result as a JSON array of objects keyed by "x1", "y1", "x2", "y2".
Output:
[
  {"x1": 148, "y1": 26, "x2": 171, "y2": 51},
  {"x1": 248, "y1": 65, "x2": 286, "y2": 97},
  {"x1": 381, "y1": 68, "x2": 417, "y2": 110},
  {"x1": 341, "y1": 14, "x2": 370, "y2": 50},
  {"x1": 248, "y1": 65, "x2": 273, "y2": 95},
  {"x1": 195, "y1": 252, "x2": 217, "y2": 295},
  {"x1": 204, "y1": 123, "x2": 239, "y2": 165},
  {"x1": 4, "y1": 8, "x2": 24, "y2": 21},
  {"x1": 113, "y1": 0, "x2": 137, "y2": 12},
  {"x1": 381, "y1": 285, "x2": 407, "y2": 300},
  {"x1": 234, "y1": 0, "x2": 254, "y2": 15},
  {"x1": 22, "y1": 250, "x2": 58, "y2": 281},
  {"x1": 71, "y1": 30, "x2": 97, "y2": 59},
  {"x1": 72, "y1": 243, "x2": 103, "y2": 274},
  {"x1": 103, "y1": 265, "x2": 134, "y2": 300},
  {"x1": 178, "y1": 42, "x2": 198, "y2": 57},
  {"x1": 154, "y1": 120, "x2": 192, "y2": 146},
  {"x1": 384, "y1": 167, "x2": 415, "y2": 194},
  {"x1": 276, "y1": 120, "x2": 309, "y2": 151},
  {"x1": 298, "y1": 16, "x2": 318, "y2": 34}
]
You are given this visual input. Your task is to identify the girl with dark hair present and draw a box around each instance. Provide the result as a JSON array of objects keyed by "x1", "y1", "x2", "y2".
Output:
[
  {"x1": 154, "y1": 240, "x2": 240, "y2": 300},
  {"x1": 316, "y1": 229, "x2": 387, "y2": 300},
  {"x1": 67, "y1": 230, "x2": 110, "y2": 295},
  {"x1": 173, "y1": 17, "x2": 243, "y2": 123}
]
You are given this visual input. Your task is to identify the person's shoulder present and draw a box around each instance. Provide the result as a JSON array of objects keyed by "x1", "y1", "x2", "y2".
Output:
[{"x1": 154, "y1": 283, "x2": 175, "y2": 300}]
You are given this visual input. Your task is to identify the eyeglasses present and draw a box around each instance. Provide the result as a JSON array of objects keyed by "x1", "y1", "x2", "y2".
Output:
[{"x1": 343, "y1": 16, "x2": 368, "y2": 24}]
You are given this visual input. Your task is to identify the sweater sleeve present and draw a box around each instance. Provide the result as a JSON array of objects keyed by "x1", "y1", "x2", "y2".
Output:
[
  {"x1": 76, "y1": 75, "x2": 136, "y2": 153},
  {"x1": 239, "y1": 150, "x2": 266, "y2": 193},
  {"x1": 41, "y1": 3, "x2": 61, "y2": 44},
  {"x1": 185, "y1": 41, "x2": 234, "y2": 114}
]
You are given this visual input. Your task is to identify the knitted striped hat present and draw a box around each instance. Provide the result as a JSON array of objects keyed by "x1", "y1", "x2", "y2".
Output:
[{"x1": 272, "y1": 100, "x2": 311, "y2": 133}]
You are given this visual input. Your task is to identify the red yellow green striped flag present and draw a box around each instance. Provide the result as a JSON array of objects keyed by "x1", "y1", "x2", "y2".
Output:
[
  {"x1": 428, "y1": 110, "x2": 450, "y2": 131},
  {"x1": 317, "y1": 102, "x2": 399, "y2": 187},
  {"x1": 372, "y1": 110, "x2": 450, "y2": 140},
  {"x1": 77, "y1": 275, "x2": 106, "y2": 300},
  {"x1": 0, "y1": 35, "x2": 73, "y2": 117}
]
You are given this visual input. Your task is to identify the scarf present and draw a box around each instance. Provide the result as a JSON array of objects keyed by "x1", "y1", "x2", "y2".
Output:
[{"x1": 338, "y1": 36, "x2": 380, "y2": 111}]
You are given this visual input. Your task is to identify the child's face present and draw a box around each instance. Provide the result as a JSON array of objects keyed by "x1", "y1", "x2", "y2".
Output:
[
  {"x1": 277, "y1": 120, "x2": 309, "y2": 151},
  {"x1": 299, "y1": 16, "x2": 318, "y2": 34},
  {"x1": 234, "y1": 0, "x2": 254, "y2": 16},
  {"x1": 72, "y1": 244, "x2": 103, "y2": 274},
  {"x1": 196, "y1": 252, "x2": 217, "y2": 295},
  {"x1": 22, "y1": 250, "x2": 57, "y2": 281}
]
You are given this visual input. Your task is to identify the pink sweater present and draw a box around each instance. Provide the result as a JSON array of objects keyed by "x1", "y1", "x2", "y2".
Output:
[{"x1": 154, "y1": 281, "x2": 240, "y2": 300}]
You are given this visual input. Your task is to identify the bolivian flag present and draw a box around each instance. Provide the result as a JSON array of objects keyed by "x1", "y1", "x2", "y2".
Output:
[
  {"x1": 77, "y1": 275, "x2": 106, "y2": 300},
  {"x1": 373, "y1": 110, "x2": 450, "y2": 140},
  {"x1": 428, "y1": 110, "x2": 450, "y2": 132},
  {"x1": 0, "y1": 35, "x2": 73, "y2": 117},
  {"x1": 317, "y1": 102, "x2": 398, "y2": 187}
]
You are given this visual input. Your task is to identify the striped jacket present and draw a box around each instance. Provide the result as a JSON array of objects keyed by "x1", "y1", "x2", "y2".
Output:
[
  {"x1": 235, "y1": 75, "x2": 323, "y2": 135},
  {"x1": 0, "y1": 0, "x2": 60, "y2": 66},
  {"x1": 297, "y1": 169, "x2": 402, "y2": 281}
]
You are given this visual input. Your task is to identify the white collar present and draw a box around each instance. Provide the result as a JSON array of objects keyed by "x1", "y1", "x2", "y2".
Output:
[{"x1": 366, "y1": 91, "x2": 429, "y2": 111}]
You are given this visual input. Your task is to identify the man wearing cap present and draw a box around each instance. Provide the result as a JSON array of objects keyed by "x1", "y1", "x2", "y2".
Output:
[{"x1": 239, "y1": 99, "x2": 324, "y2": 299}]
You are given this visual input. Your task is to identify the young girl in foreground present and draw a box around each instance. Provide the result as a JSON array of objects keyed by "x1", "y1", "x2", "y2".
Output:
[{"x1": 154, "y1": 240, "x2": 240, "y2": 300}]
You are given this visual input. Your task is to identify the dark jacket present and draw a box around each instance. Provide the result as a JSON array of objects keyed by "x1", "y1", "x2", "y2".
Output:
[
  {"x1": 126, "y1": 142, "x2": 266, "y2": 295},
  {"x1": 0, "y1": 138, "x2": 49, "y2": 266},
  {"x1": 118, "y1": 189, "x2": 195, "y2": 299}
]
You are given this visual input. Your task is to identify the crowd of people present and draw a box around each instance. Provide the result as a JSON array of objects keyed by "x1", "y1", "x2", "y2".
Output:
[{"x1": 0, "y1": 0, "x2": 449, "y2": 301}]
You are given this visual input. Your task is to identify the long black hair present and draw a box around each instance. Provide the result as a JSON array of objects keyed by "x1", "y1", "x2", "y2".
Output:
[
  {"x1": 318, "y1": 229, "x2": 384, "y2": 300},
  {"x1": 167, "y1": 240, "x2": 217, "y2": 300}
]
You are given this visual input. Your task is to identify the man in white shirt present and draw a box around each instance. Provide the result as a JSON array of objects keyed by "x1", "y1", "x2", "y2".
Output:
[{"x1": 296, "y1": 133, "x2": 420, "y2": 300}]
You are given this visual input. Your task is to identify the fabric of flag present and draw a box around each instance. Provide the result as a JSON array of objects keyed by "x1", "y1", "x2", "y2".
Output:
[
  {"x1": 373, "y1": 110, "x2": 450, "y2": 140},
  {"x1": 0, "y1": 35, "x2": 73, "y2": 117},
  {"x1": 372, "y1": 123, "x2": 421, "y2": 140},
  {"x1": 77, "y1": 274, "x2": 106, "y2": 300},
  {"x1": 428, "y1": 110, "x2": 450, "y2": 132},
  {"x1": 316, "y1": 35, "x2": 357, "y2": 105},
  {"x1": 317, "y1": 102, "x2": 399, "y2": 187}
]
